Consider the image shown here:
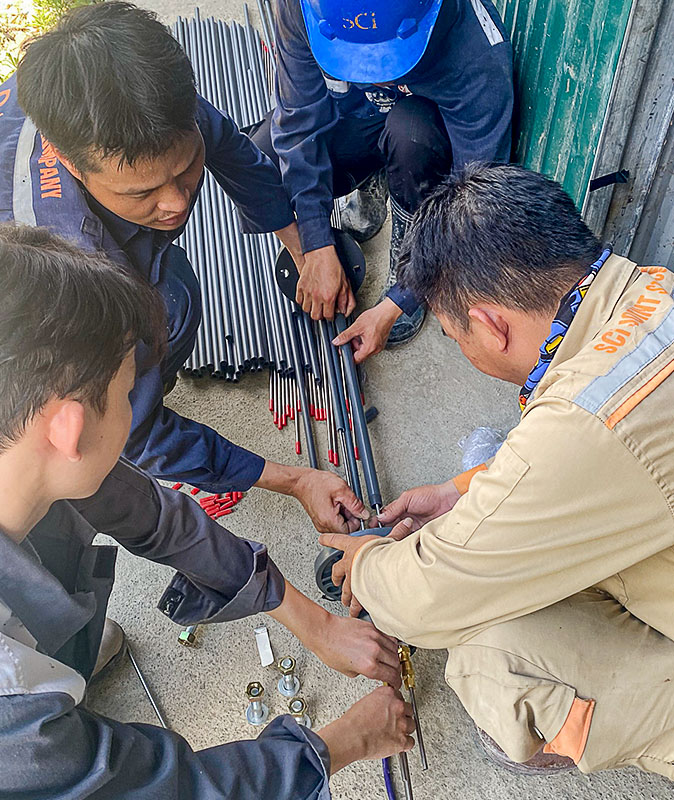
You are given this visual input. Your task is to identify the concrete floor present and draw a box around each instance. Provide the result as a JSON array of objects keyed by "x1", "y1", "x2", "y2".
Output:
[{"x1": 87, "y1": 3, "x2": 673, "y2": 798}]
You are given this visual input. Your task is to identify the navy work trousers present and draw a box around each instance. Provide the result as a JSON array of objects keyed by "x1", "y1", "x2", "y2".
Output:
[{"x1": 250, "y1": 95, "x2": 453, "y2": 214}]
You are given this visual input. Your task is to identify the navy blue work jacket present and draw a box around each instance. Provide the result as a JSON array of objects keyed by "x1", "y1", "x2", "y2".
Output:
[
  {"x1": 272, "y1": 0, "x2": 513, "y2": 314},
  {"x1": 0, "y1": 75, "x2": 295, "y2": 492}
]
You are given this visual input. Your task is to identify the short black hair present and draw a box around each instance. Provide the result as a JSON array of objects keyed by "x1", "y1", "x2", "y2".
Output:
[
  {"x1": 16, "y1": 2, "x2": 197, "y2": 173},
  {"x1": 398, "y1": 163, "x2": 603, "y2": 329},
  {"x1": 0, "y1": 224, "x2": 166, "y2": 451}
]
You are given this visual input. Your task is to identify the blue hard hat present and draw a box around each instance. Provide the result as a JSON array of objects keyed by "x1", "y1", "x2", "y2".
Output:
[{"x1": 300, "y1": 0, "x2": 443, "y2": 83}]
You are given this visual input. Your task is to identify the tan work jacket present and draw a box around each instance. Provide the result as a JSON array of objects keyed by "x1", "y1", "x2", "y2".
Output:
[{"x1": 352, "y1": 255, "x2": 674, "y2": 649}]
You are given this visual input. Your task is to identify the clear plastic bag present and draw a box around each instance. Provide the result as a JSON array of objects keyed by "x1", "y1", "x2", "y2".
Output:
[{"x1": 458, "y1": 427, "x2": 506, "y2": 471}]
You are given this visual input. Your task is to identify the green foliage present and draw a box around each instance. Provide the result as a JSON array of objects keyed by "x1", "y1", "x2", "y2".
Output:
[
  {"x1": 0, "y1": 0, "x2": 99, "y2": 83},
  {"x1": 31, "y1": 0, "x2": 96, "y2": 32}
]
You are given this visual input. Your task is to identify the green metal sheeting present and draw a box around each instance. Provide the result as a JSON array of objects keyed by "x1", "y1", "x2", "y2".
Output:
[{"x1": 494, "y1": 0, "x2": 634, "y2": 206}]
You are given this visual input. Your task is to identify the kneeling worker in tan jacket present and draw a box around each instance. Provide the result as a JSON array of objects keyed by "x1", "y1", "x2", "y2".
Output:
[{"x1": 321, "y1": 163, "x2": 674, "y2": 780}]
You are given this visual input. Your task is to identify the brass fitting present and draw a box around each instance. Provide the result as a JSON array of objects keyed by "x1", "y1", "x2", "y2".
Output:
[{"x1": 398, "y1": 644, "x2": 415, "y2": 690}]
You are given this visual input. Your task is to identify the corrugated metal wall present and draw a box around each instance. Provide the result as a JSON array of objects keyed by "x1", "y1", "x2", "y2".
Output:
[{"x1": 493, "y1": 0, "x2": 634, "y2": 207}]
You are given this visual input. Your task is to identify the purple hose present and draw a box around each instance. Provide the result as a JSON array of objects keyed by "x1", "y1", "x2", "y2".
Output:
[{"x1": 382, "y1": 757, "x2": 396, "y2": 800}]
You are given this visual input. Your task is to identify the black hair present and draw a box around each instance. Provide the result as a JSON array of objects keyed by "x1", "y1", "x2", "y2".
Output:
[
  {"x1": 0, "y1": 224, "x2": 166, "y2": 451},
  {"x1": 16, "y1": 2, "x2": 197, "y2": 173},
  {"x1": 398, "y1": 163, "x2": 604, "y2": 328}
]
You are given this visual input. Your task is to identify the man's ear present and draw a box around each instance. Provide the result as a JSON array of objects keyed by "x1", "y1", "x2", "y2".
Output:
[
  {"x1": 53, "y1": 147, "x2": 84, "y2": 183},
  {"x1": 468, "y1": 307, "x2": 510, "y2": 352},
  {"x1": 46, "y1": 400, "x2": 85, "y2": 462}
]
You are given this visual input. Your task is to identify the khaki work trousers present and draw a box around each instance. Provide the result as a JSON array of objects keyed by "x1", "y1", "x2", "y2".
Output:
[{"x1": 446, "y1": 589, "x2": 674, "y2": 780}]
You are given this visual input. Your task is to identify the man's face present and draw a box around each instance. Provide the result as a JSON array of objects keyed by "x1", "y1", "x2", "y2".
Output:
[
  {"x1": 435, "y1": 309, "x2": 525, "y2": 384},
  {"x1": 75, "y1": 349, "x2": 137, "y2": 497},
  {"x1": 63, "y1": 129, "x2": 205, "y2": 230}
]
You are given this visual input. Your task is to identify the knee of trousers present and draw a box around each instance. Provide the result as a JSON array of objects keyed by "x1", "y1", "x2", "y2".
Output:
[
  {"x1": 380, "y1": 97, "x2": 452, "y2": 206},
  {"x1": 444, "y1": 590, "x2": 674, "y2": 777}
]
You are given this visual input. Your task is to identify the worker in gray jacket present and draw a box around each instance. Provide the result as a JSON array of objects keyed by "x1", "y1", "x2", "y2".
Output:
[{"x1": 0, "y1": 225, "x2": 414, "y2": 799}]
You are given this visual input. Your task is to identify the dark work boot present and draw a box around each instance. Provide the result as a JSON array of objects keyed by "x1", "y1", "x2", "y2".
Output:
[
  {"x1": 380, "y1": 196, "x2": 425, "y2": 347},
  {"x1": 338, "y1": 169, "x2": 389, "y2": 243}
]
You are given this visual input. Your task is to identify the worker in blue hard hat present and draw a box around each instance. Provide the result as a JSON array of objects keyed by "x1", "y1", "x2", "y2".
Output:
[{"x1": 250, "y1": 0, "x2": 513, "y2": 359}]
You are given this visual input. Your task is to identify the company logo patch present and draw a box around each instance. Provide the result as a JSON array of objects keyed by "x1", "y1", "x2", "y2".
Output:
[
  {"x1": 38, "y1": 136, "x2": 62, "y2": 199},
  {"x1": 594, "y1": 286, "x2": 665, "y2": 353}
]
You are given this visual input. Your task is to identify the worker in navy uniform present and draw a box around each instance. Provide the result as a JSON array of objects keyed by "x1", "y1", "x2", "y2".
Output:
[
  {"x1": 251, "y1": 0, "x2": 513, "y2": 358},
  {"x1": 0, "y1": 2, "x2": 368, "y2": 537},
  {"x1": 0, "y1": 225, "x2": 415, "y2": 800}
]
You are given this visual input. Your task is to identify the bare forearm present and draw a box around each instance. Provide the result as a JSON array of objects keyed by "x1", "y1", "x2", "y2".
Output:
[
  {"x1": 266, "y1": 580, "x2": 330, "y2": 646},
  {"x1": 316, "y1": 719, "x2": 365, "y2": 775},
  {"x1": 274, "y1": 221, "x2": 304, "y2": 263},
  {"x1": 254, "y1": 460, "x2": 305, "y2": 496}
]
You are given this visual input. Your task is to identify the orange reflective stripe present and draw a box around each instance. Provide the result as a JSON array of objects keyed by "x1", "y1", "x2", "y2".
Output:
[
  {"x1": 452, "y1": 463, "x2": 487, "y2": 495},
  {"x1": 543, "y1": 697, "x2": 595, "y2": 764},
  {"x1": 605, "y1": 358, "x2": 674, "y2": 430}
]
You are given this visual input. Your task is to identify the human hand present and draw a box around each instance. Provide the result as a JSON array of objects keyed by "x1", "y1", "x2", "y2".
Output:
[
  {"x1": 318, "y1": 518, "x2": 414, "y2": 615},
  {"x1": 318, "y1": 686, "x2": 415, "y2": 774},
  {"x1": 293, "y1": 467, "x2": 369, "y2": 533},
  {"x1": 377, "y1": 480, "x2": 461, "y2": 531},
  {"x1": 331, "y1": 297, "x2": 402, "y2": 363},
  {"x1": 296, "y1": 245, "x2": 356, "y2": 320},
  {"x1": 307, "y1": 612, "x2": 402, "y2": 687}
]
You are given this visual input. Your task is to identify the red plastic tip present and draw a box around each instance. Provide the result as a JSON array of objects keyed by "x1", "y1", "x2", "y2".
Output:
[
  {"x1": 328, "y1": 449, "x2": 334, "y2": 462},
  {"x1": 171, "y1": 482, "x2": 183, "y2": 490},
  {"x1": 222, "y1": 492, "x2": 232, "y2": 501},
  {"x1": 333, "y1": 453, "x2": 340, "y2": 467},
  {"x1": 235, "y1": 492, "x2": 244, "y2": 500},
  {"x1": 190, "y1": 487, "x2": 200, "y2": 496},
  {"x1": 203, "y1": 494, "x2": 219, "y2": 502},
  {"x1": 355, "y1": 447, "x2": 360, "y2": 460},
  {"x1": 295, "y1": 441, "x2": 301, "y2": 455},
  {"x1": 269, "y1": 399, "x2": 274, "y2": 412},
  {"x1": 309, "y1": 403, "x2": 315, "y2": 417},
  {"x1": 273, "y1": 412, "x2": 279, "y2": 425},
  {"x1": 216, "y1": 508, "x2": 233, "y2": 518},
  {"x1": 289, "y1": 408, "x2": 295, "y2": 420}
]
